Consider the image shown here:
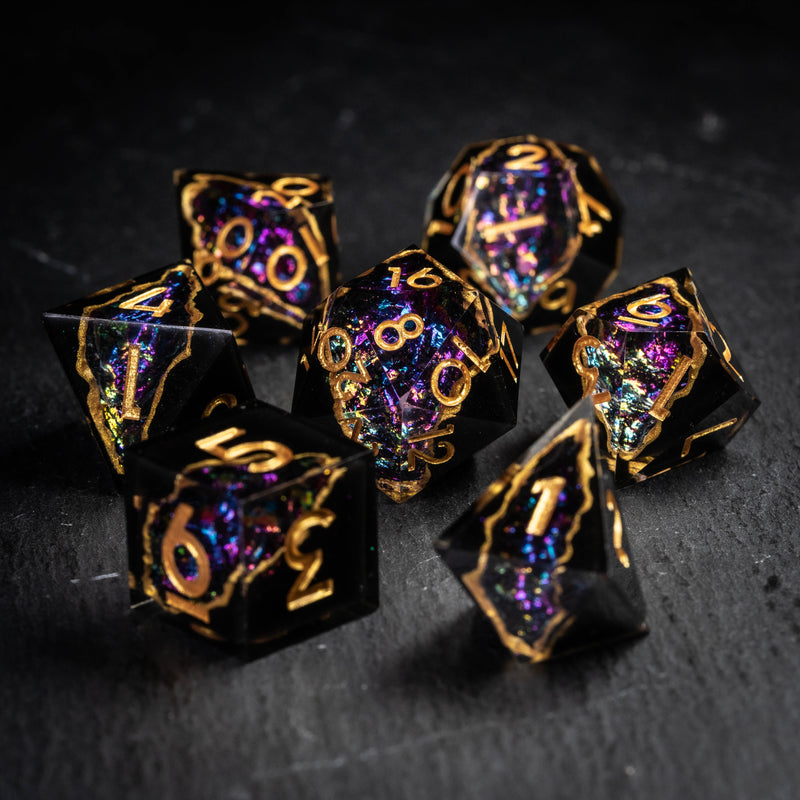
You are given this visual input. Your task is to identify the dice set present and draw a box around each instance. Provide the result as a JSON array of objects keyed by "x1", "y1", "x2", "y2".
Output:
[{"x1": 40, "y1": 141, "x2": 760, "y2": 664}]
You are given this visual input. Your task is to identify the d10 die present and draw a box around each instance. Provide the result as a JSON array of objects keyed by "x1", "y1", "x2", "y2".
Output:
[
  {"x1": 421, "y1": 134, "x2": 623, "y2": 334},
  {"x1": 291, "y1": 246, "x2": 524, "y2": 503},
  {"x1": 435, "y1": 397, "x2": 647, "y2": 663},
  {"x1": 175, "y1": 169, "x2": 341, "y2": 345},
  {"x1": 540, "y1": 267, "x2": 760, "y2": 487},
  {"x1": 42, "y1": 260, "x2": 254, "y2": 485},
  {"x1": 125, "y1": 399, "x2": 378, "y2": 652}
]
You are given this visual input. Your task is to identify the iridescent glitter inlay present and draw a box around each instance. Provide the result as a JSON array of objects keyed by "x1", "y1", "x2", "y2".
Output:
[
  {"x1": 296, "y1": 247, "x2": 522, "y2": 502},
  {"x1": 142, "y1": 450, "x2": 342, "y2": 624},
  {"x1": 572, "y1": 275, "x2": 707, "y2": 463},
  {"x1": 452, "y1": 148, "x2": 581, "y2": 319},
  {"x1": 462, "y1": 417, "x2": 595, "y2": 661},
  {"x1": 76, "y1": 264, "x2": 203, "y2": 474},
  {"x1": 179, "y1": 173, "x2": 332, "y2": 336}
]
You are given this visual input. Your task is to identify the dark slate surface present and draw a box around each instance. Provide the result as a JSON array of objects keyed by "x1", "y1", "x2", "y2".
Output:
[{"x1": 2, "y1": 7, "x2": 798, "y2": 800}]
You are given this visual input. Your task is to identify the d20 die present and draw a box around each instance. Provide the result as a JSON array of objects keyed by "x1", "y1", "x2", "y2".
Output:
[
  {"x1": 540, "y1": 267, "x2": 760, "y2": 487},
  {"x1": 435, "y1": 397, "x2": 647, "y2": 663},
  {"x1": 42, "y1": 260, "x2": 255, "y2": 485},
  {"x1": 125, "y1": 399, "x2": 378, "y2": 653},
  {"x1": 175, "y1": 169, "x2": 341, "y2": 345},
  {"x1": 291, "y1": 245, "x2": 524, "y2": 503},
  {"x1": 421, "y1": 134, "x2": 623, "y2": 334}
]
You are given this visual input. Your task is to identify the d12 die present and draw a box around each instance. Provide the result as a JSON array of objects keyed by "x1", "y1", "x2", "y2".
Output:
[
  {"x1": 42, "y1": 260, "x2": 254, "y2": 485},
  {"x1": 540, "y1": 267, "x2": 760, "y2": 487},
  {"x1": 291, "y1": 245, "x2": 524, "y2": 503},
  {"x1": 175, "y1": 169, "x2": 341, "y2": 345},
  {"x1": 421, "y1": 134, "x2": 623, "y2": 334},
  {"x1": 435, "y1": 397, "x2": 647, "y2": 663},
  {"x1": 125, "y1": 399, "x2": 378, "y2": 653}
]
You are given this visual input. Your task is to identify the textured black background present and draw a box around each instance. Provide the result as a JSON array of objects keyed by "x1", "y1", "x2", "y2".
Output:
[{"x1": 2, "y1": 6, "x2": 798, "y2": 799}]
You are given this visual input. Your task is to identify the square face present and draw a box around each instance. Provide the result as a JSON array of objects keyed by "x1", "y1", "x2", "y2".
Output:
[
  {"x1": 126, "y1": 400, "x2": 378, "y2": 652},
  {"x1": 42, "y1": 260, "x2": 254, "y2": 482},
  {"x1": 174, "y1": 170, "x2": 341, "y2": 344}
]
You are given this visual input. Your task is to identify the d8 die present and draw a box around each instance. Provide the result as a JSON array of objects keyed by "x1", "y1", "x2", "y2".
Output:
[
  {"x1": 540, "y1": 267, "x2": 760, "y2": 487},
  {"x1": 175, "y1": 169, "x2": 341, "y2": 345},
  {"x1": 435, "y1": 397, "x2": 647, "y2": 663},
  {"x1": 292, "y1": 245, "x2": 524, "y2": 503},
  {"x1": 125, "y1": 399, "x2": 378, "y2": 652},
  {"x1": 42, "y1": 260, "x2": 254, "y2": 485},
  {"x1": 421, "y1": 134, "x2": 623, "y2": 334}
]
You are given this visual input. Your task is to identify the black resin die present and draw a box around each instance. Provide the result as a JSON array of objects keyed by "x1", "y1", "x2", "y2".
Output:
[
  {"x1": 175, "y1": 169, "x2": 341, "y2": 345},
  {"x1": 125, "y1": 399, "x2": 378, "y2": 654},
  {"x1": 435, "y1": 397, "x2": 647, "y2": 663},
  {"x1": 540, "y1": 267, "x2": 760, "y2": 487},
  {"x1": 42, "y1": 260, "x2": 255, "y2": 486}
]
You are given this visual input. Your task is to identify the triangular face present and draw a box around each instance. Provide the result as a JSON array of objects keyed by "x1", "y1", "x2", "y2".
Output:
[
  {"x1": 42, "y1": 261, "x2": 252, "y2": 479},
  {"x1": 435, "y1": 398, "x2": 647, "y2": 662}
]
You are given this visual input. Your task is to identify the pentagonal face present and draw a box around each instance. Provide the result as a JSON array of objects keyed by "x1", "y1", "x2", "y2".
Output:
[
  {"x1": 435, "y1": 398, "x2": 645, "y2": 663},
  {"x1": 125, "y1": 400, "x2": 378, "y2": 650},
  {"x1": 41, "y1": 260, "x2": 254, "y2": 483},
  {"x1": 421, "y1": 134, "x2": 623, "y2": 334},
  {"x1": 175, "y1": 170, "x2": 340, "y2": 344},
  {"x1": 292, "y1": 247, "x2": 524, "y2": 503},
  {"x1": 541, "y1": 268, "x2": 760, "y2": 486}
]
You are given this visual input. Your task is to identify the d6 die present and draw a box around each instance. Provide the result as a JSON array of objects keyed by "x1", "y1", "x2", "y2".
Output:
[
  {"x1": 540, "y1": 267, "x2": 760, "y2": 487},
  {"x1": 125, "y1": 399, "x2": 378, "y2": 652},
  {"x1": 42, "y1": 260, "x2": 254, "y2": 485},
  {"x1": 292, "y1": 245, "x2": 524, "y2": 503},
  {"x1": 175, "y1": 169, "x2": 341, "y2": 345},
  {"x1": 435, "y1": 397, "x2": 647, "y2": 663},
  {"x1": 421, "y1": 134, "x2": 623, "y2": 334}
]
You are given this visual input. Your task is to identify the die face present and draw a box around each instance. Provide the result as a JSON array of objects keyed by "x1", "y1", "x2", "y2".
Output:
[
  {"x1": 421, "y1": 135, "x2": 623, "y2": 334},
  {"x1": 541, "y1": 268, "x2": 760, "y2": 486},
  {"x1": 435, "y1": 398, "x2": 646, "y2": 663},
  {"x1": 175, "y1": 170, "x2": 341, "y2": 345},
  {"x1": 291, "y1": 246, "x2": 524, "y2": 503},
  {"x1": 42, "y1": 261, "x2": 255, "y2": 483},
  {"x1": 125, "y1": 400, "x2": 378, "y2": 651}
]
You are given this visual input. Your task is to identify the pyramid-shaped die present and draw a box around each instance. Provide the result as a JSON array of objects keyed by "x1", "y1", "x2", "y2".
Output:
[
  {"x1": 42, "y1": 260, "x2": 255, "y2": 486},
  {"x1": 435, "y1": 397, "x2": 647, "y2": 663},
  {"x1": 540, "y1": 268, "x2": 760, "y2": 487},
  {"x1": 291, "y1": 245, "x2": 524, "y2": 502}
]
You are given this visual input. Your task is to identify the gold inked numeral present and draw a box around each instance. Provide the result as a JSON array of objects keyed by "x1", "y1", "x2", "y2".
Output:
[
  {"x1": 161, "y1": 502, "x2": 213, "y2": 620},
  {"x1": 606, "y1": 490, "x2": 630, "y2": 568},
  {"x1": 119, "y1": 286, "x2": 173, "y2": 318},
  {"x1": 504, "y1": 143, "x2": 549, "y2": 171},
  {"x1": 195, "y1": 427, "x2": 293, "y2": 473},
  {"x1": 270, "y1": 176, "x2": 320, "y2": 198},
  {"x1": 431, "y1": 359, "x2": 472, "y2": 406},
  {"x1": 539, "y1": 278, "x2": 577, "y2": 314},
  {"x1": 374, "y1": 313, "x2": 424, "y2": 351},
  {"x1": 482, "y1": 213, "x2": 547, "y2": 244},
  {"x1": 649, "y1": 356, "x2": 692, "y2": 421},
  {"x1": 216, "y1": 215, "x2": 255, "y2": 260},
  {"x1": 618, "y1": 293, "x2": 671, "y2": 327},
  {"x1": 331, "y1": 356, "x2": 370, "y2": 401},
  {"x1": 266, "y1": 244, "x2": 308, "y2": 291},
  {"x1": 425, "y1": 219, "x2": 455, "y2": 239},
  {"x1": 577, "y1": 192, "x2": 613, "y2": 237},
  {"x1": 317, "y1": 327, "x2": 353, "y2": 372},
  {"x1": 388, "y1": 265, "x2": 443, "y2": 290},
  {"x1": 407, "y1": 425, "x2": 455, "y2": 471},
  {"x1": 572, "y1": 335, "x2": 612, "y2": 404},
  {"x1": 680, "y1": 418, "x2": 738, "y2": 459},
  {"x1": 525, "y1": 476, "x2": 566, "y2": 537},
  {"x1": 121, "y1": 344, "x2": 142, "y2": 421},
  {"x1": 285, "y1": 509, "x2": 335, "y2": 611},
  {"x1": 452, "y1": 334, "x2": 490, "y2": 374}
]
